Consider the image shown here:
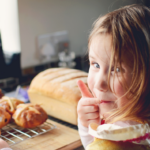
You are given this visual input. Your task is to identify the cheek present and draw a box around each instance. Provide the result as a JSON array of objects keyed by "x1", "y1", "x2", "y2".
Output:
[
  {"x1": 115, "y1": 83, "x2": 125, "y2": 97},
  {"x1": 110, "y1": 77, "x2": 125, "y2": 97},
  {"x1": 87, "y1": 71, "x2": 94, "y2": 92},
  {"x1": 111, "y1": 77, "x2": 129, "y2": 107}
]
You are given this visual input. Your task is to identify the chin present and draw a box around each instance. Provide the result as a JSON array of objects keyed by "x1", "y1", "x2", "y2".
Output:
[{"x1": 99, "y1": 103, "x2": 116, "y2": 118}]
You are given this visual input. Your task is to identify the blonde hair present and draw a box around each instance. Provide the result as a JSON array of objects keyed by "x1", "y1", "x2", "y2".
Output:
[{"x1": 89, "y1": 4, "x2": 150, "y2": 124}]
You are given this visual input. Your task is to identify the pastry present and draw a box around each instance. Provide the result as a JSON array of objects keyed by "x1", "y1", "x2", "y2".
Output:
[
  {"x1": 86, "y1": 138, "x2": 149, "y2": 150},
  {"x1": 86, "y1": 122, "x2": 150, "y2": 150},
  {"x1": 0, "y1": 96, "x2": 24, "y2": 114},
  {"x1": 12, "y1": 103, "x2": 48, "y2": 128},
  {"x1": 0, "y1": 107, "x2": 11, "y2": 128}
]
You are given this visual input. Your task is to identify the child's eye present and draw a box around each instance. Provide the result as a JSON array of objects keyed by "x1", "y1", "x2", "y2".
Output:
[
  {"x1": 111, "y1": 67, "x2": 120, "y2": 73},
  {"x1": 92, "y1": 62, "x2": 100, "y2": 68},
  {"x1": 116, "y1": 67, "x2": 120, "y2": 72}
]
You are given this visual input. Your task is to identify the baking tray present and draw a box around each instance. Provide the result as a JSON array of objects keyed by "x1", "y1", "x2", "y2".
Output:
[{"x1": 0, "y1": 121, "x2": 57, "y2": 146}]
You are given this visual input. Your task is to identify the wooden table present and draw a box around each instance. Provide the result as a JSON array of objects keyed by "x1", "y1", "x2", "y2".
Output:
[{"x1": 10, "y1": 119, "x2": 82, "y2": 150}]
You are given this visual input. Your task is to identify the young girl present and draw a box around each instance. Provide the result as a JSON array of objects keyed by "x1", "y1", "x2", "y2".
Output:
[{"x1": 77, "y1": 4, "x2": 150, "y2": 149}]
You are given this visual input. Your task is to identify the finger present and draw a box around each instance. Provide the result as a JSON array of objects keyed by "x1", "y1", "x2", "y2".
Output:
[
  {"x1": 78, "y1": 111, "x2": 99, "y2": 122},
  {"x1": 88, "y1": 118, "x2": 100, "y2": 125},
  {"x1": 86, "y1": 112, "x2": 99, "y2": 120},
  {"x1": 80, "y1": 98, "x2": 101, "y2": 106},
  {"x1": 77, "y1": 105, "x2": 99, "y2": 115},
  {"x1": 84, "y1": 105, "x2": 99, "y2": 113},
  {"x1": 77, "y1": 80, "x2": 93, "y2": 98}
]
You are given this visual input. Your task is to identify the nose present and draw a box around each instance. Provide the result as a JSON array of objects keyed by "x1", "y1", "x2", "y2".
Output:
[{"x1": 94, "y1": 71, "x2": 108, "y2": 92}]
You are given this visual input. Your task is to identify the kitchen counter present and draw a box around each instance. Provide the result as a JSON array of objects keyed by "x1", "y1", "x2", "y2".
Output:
[{"x1": 10, "y1": 119, "x2": 83, "y2": 150}]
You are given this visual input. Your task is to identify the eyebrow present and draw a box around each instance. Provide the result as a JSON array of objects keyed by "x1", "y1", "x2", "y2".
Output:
[{"x1": 89, "y1": 55, "x2": 95, "y2": 59}]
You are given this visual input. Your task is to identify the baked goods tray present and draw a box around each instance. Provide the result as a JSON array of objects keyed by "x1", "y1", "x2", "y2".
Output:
[{"x1": 0, "y1": 121, "x2": 57, "y2": 146}]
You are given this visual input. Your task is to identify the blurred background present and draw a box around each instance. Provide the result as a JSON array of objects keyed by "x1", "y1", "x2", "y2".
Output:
[{"x1": 0, "y1": 0, "x2": 149, "y2": 92}]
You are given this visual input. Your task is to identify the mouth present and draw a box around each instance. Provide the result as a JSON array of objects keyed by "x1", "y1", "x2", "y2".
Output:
[{"x1": 100, "y1": 100, "x2": 112, "y2": 104}]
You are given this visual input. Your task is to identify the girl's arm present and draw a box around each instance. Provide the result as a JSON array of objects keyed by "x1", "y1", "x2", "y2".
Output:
[{"x1": 78, "y1": 118, "x2": 94, "y2": 149}]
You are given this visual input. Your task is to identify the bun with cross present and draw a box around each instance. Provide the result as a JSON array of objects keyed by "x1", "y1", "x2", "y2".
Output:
[
  {"x1": 0, "y1": 96, "x2": 24, "y2": 114},
  {"x1": 12, "y1": 103, "x2": 48, "y2": 128}
]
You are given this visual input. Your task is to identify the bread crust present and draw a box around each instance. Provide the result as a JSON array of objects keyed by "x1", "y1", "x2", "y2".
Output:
[{"x1": 28, "y1": 68, "x2": 88, "y2": 105}]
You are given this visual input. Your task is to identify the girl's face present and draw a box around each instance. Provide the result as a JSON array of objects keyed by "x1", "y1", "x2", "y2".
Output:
[{"x1": 88, "y1": 34, "x2": 133, "y2": 118}]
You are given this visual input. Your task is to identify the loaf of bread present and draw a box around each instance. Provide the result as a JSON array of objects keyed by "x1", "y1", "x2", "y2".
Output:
[
  {"x1": 12, "y1": 103, "x2": 48, "y2": 128},
  {"x1": 28, "y1": 68, "x2": 88, "y2": 125}
]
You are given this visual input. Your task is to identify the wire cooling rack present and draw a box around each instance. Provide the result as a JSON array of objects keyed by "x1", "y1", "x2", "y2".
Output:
[{"x1": 0, "y1": 121, "x2": 56, "y2": 146}]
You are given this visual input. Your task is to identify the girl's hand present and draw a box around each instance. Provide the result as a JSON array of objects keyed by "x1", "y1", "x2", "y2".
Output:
[
  {"x1": 0, "y1": 139, "x2": 10, "y2": 149},
  {"x1": 77, "y1": 80, "x2": 101, "y2": 128}
]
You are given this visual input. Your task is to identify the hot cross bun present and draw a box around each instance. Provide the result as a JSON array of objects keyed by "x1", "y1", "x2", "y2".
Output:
[
  {"x1": 12, "y1": 103, "x2": 48, "y2": 128},
  {"x1": 0, "y1": 96, "x2": 24, "y2": 114}
]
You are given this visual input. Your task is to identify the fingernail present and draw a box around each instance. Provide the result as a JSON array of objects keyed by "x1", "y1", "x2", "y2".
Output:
[{"x1": 96, "y1": 99, "x2": 101, "y2": 104}]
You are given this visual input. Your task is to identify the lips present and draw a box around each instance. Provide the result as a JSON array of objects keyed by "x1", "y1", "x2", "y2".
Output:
[{"x1": 100, "y1": 100, "x2": 112, "y2": 104}]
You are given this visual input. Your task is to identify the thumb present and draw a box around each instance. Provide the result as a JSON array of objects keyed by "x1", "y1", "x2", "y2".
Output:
[{"x1": 77, "y1": 80, "x2": 93, "y2": 98}]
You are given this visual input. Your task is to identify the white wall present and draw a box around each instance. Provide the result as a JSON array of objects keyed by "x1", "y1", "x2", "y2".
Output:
[{"x1": 18, "y1": 0, "x2": 139, "y2": 68}]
